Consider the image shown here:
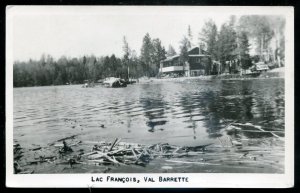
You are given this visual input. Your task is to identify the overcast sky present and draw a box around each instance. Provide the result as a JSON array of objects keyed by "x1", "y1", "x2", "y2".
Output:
[{"x1": 8, "y1": 6, "x2": 286, "y2": 61}]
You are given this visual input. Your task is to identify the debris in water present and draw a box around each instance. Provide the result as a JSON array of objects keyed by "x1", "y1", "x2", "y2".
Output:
[
  {"x1": 57, "y1": 135, "x2": 78, "y2": 142},
  {"x1": 76, "y1": 139, "x2": 213, "y2": 168},
  {"x1": 59, "y1": 141, "x2": 73, "y2": 154},
  {"x1": 14, "y1": 161, "x2": 22, "y2": 174},
  {"x1": 13, "y1": 121, "x2": 284, "y2": 173},
  {"x1": 29, "y1": 147, "x2": 42, "y2": 151},
  {"x1": 69, "y1": 158, "x2": 76, "y2": 168}
]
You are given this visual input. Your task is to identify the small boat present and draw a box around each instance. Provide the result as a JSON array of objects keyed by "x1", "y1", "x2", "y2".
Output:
[
  {"x1": 103, "y1": 77, "x2": 127, "y2": 88},
  {"x1": 82, "y1": 80, "x2": 95, "y2": 88}
]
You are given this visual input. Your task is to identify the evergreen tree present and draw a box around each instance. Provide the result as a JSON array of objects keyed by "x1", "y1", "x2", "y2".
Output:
[
  {"x1": 122, "y1": 36, "x2": 131, "y2": 79},
  {"x1": 130, "y1": 50, "x2": 143, "y2": 78},
  {"x1": 237, "y1": 31, "x2": 252, "y2": 70},
  {"x1": 68, "y1": 57, "x2": 80, "y2": 83},
  {"x1": 217, "y1": 22, "x2": 238, "y2": 73},
  {"x1": 140, "y1": 33, "x2": 154, "y2": 77},
  {"x1": 179, "y1": 36, "x2": 190, "y2": 65},
  {"x1": 152, "y1": 38, "x2": 166, "y2": 75},
  {"x1": 187, "y1": 25, "x2": 193, "y2": 48},
  {"x1": 199, "y1": 19, "x2": 218, "y2": 60},
  {"x1": 103, "y1": 56, "x2": 111, "y2": 77},
  {"x1": 85, "y1": 55, "x2": 97, "y2": 80},
  {"x1": 122, "y1": 36, "x2": 131, "y2": 60},
  {"x1": 56, "y1": 56, "x2": 69, "y2": 84},
  {"x1": 167, "y1": 45, "x2": 177, "y2": 57}
]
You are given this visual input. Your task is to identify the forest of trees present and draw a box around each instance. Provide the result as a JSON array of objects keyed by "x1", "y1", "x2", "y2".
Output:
[
  {"x1": 13, "y1": 15, "x2": 285, "y2": 87},
  {"x1": 185, "y1": 15, "x2": 285, "y2": 74},
  {"x1": 13, "y1": 34, "x2": 167, "y2": 87}
]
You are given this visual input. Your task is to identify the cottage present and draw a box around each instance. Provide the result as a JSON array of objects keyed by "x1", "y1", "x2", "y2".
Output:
[{"x1": 159, "y1": 47, "x2": 212, "y2": 77}]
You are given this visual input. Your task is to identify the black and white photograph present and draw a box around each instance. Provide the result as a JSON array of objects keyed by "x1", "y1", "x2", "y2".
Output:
[{"x1": 6, "y1": 6, "x2": 294, "y2": 188}]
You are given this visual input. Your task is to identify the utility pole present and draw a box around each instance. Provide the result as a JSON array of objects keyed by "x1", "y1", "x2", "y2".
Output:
[
  {"x1": 275, "y1": 29, "x2": 281, "y2": 67},
  {"x1": 127, "y1": 65, "x2": 130, "y2": 81},
  {"x1": 260, "y1": 33, "x2": 264, "y2": 61}
]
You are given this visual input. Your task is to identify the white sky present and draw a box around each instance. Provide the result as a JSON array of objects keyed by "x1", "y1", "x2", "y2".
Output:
[{"x1": 8, "y1": 6, "x2": 286, "y2": 61}]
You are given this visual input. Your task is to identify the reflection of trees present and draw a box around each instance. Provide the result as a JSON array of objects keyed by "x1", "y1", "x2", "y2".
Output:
[
  {"x1": 202, "y1": 81, "x2": 256, "y2": 136},
  {"x1": 137, "y1": 79, "x2": 284, "y2": 138},
  {"x1": 239, "y1": 81, "x2": 254, "y2": 122},
  {"x1": 249, "y1": 79, "x2": 285, "y2": 132},
  {"x1": 139, "y1": 84, "x2": 167, "y2": 131},
  {"x1": 216, "y1": 81, "x2": 254, "y2": 121},
  {"x1": 176, "y1": 81, "x2": 258, "y2": 138},
  {"x1": 197, "y1": 80, "x2": 284, "y2": 138},
  {"x1": 179, "y1": 93, "x2": 200, "y2": 139},
  {"x1": 123, "y1": 101, "x2": 132, "y2": 133},
  {"x1": 178, "y1": 90, "x2": 224, "y2": 137}
]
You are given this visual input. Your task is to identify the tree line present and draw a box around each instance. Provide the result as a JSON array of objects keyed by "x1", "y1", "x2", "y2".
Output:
[
  {"x1": 179, "y1": 15, "x2": 285, "y2": 75},
  {"x1": 13, "y1": 15, "x2": 285, "y2": 87},
  {"x1": 13, "y1": 34, "x2": 168, "y2": 87}
]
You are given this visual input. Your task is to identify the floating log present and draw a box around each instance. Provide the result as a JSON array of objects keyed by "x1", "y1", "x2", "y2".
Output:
[
  {"x1": 165, "y1": 159, "x2": 221, "y2": 165},
  {"x1": 131, "y1": 148, "x2": 138, "y2": 159},
  {"x1": 109, "y1": 138, "x2": 119, "y2": 152},
  {"x1": 57, "y1": 135, "x2": 78, "y2": 142},
  {"x1": 152, "y1": 152, "x2": 204, "y2": 157},
  {"x1": 241, "y1": 130, "x2": 284, "y2": 133},
  {"x1": 103, "y1": 154, "x2": 125, "y2": 165},
  {"x1": 81, "y1": 152, "x2": 98, "y2": 157},
  {"x1": 54, "y1": 140, "x2": 82, "y2": 148},
  {"x1": 29, "y1": 147, "x2": 42, "y2": 151},
  {"x1": 88, "y1": 153, "x2": 104, "y2": 160},
  {"x1": 230, "y1": 123, "x2": 284, "y2": 140}
]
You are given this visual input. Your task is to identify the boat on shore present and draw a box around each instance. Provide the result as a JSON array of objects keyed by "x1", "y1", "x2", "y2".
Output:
[{"x1": 103, "y1": 77, "x2": 127, "y2": 88}]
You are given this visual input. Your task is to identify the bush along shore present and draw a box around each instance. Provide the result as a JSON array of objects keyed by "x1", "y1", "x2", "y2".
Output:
[{"x1": 14, "y1": 121, "x2": 284, "y2": 174}]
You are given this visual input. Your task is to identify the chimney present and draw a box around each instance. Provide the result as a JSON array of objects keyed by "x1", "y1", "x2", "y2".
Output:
[{"x1": 199, "y1": 43, "x2": 203, "y2": 54}]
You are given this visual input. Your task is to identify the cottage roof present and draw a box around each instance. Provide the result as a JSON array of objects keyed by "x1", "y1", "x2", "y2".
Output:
[
  {"x1": 162, "y1": 46, "x2": 210, "y2": 62},
  {"x1": 163, "y1": 55, "x2": 180, "y2": 62},
  {"x1": 188, "y1": 46, "x2": 210, "y2": 55}
]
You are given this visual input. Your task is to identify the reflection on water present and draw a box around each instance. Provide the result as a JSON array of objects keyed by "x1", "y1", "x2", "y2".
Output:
[{"x1": 13, "y1": 79, "x2": 284, "y2": 147}]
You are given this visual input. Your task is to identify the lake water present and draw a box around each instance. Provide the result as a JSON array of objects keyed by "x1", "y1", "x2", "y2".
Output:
[{"x1": 13, "y1": 78, "x2": 285, "y2": 173}]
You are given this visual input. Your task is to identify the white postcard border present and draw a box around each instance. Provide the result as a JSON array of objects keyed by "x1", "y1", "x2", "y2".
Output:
[{"x1": 6, "y1": 6, "x2": 294, "y2": 188}]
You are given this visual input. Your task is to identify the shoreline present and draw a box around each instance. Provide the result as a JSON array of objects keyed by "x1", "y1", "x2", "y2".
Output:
[
  {"x1": 13, "y1": 67, "x2": 285, "y2": 88},
  {"x1": 139, "y1": 67, "x2": 285, "y2": 83}
]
